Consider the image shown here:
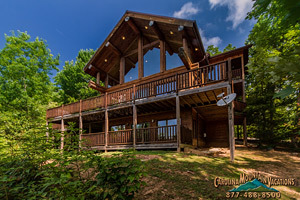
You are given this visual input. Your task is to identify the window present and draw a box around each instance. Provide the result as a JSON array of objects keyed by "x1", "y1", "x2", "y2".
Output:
[
  {"x1": 110, "y1": 125, "x2": 125, "y2": 131},
  {"x1": 133, "y1": 122, "x2": 150, "y2": 129},
  {"x1": 158, "y1": 119, "x2": 176, "y2": 127}
]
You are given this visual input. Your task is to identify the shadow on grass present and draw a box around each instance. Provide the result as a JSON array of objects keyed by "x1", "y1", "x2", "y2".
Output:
[{"x1": 134, "y1": 149, "x2": 300, "y2": 200}]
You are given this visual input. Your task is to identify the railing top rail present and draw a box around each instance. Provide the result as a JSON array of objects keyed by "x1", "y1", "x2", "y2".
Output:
[
  {"x1": 108, "y1": 129, "x2": 133, "y2": 133},
  {"x1": 81, "y1": 132, "x2": 105, "y2": 136},
  {"x1": 137, "y1": 125, "x2": 177, "y2": 130}
]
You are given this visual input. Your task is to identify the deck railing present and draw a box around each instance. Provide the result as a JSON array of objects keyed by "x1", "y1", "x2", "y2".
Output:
[
  {"x1": 136, "y1": 125, "x2": 177, "y2": 144},
  {"x1": 47, "y1": 61, "x2": 236, "y2": 119},
  {"x1": 108, "y1": 129, "x2": 133, "y2": 145},
  {"x1": 80, "y1": 125, "x2": 177, "y2": 147},
  {"x1": 81, "y1": 132, "x2": 105, "y2": 146}
]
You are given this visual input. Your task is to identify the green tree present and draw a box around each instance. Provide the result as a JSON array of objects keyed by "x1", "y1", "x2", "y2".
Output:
[
  {"x1": 223, "y1": 43, "x2": 236, "y2": 52},
  {"x1": 206, "y1": 45, "x2": 222, "y2": 56},
  {"x1": 246, "y1": 0, "x2": 300, "y2": 146},
  {"x1": 0, "y1": 31, "x2": 59, "y2": 126},
  {"x1": 54, "y1": 49, "x2": 99, "y2": 104}
]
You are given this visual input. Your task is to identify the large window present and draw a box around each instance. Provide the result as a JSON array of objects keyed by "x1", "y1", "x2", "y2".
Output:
[
  {"x1": 133, "y1": 122, "x2": 150, "y2": 129},
  {"x1": 110, "y1": 125, "x2": 125, "y2": 131},
  {"x1": 158, "y1": 119, "x2": 176, "y2": 127}
]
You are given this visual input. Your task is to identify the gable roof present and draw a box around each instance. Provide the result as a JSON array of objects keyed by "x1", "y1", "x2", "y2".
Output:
[{"x1": 83, "y1": 11, "x2": 206, "y2": 83}]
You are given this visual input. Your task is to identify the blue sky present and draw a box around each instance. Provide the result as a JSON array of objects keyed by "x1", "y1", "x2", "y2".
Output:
[{"x1": 0, "y1": 0, "x2": 254, "y2": 81}]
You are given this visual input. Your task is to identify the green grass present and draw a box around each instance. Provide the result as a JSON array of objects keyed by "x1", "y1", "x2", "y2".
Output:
[{"x1": 119, "y1": 149, "x2": 300, "y2": 200}]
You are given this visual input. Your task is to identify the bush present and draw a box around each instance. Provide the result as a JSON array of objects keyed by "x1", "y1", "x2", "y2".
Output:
[{"x1": 0, "y1": 124, "x2": 146, "y2": 199}]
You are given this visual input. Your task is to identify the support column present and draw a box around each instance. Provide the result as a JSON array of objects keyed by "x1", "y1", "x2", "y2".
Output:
[
  {"x1": 227, "y1": 86, "x2": 235, "y2": 161},
  {"x1": 176, "y1": 95, "x2": 181, "y2": 152},
  {"x1": 241, "y1": 55, "x2": 248, "y2": 147},
  {"x1": 105, "y1": 75, "x2": 109, "y2": 88},
  {"x1": 96, "y1": 72, "x2": 100, "y2": 85},
  {"x1": 160, "y1": 40, "x2": 166, "y2": 72},
  {"x1": 61, "y1": 105, "x2": 64, "y2": 150},
  {"x1": 79, "y1": 100, "x2": 83, "y2": 148},
  {"x1": 183, "y1": 37, "x2": 190, "y2": 61},
  {"x1": 120, "y1": 57, "x2": 125, "y2": 84},
  {"x1": 133, "y1": 104, "x2": 137, "y2": 149},
  {"x1": 228, "y1": 58, "x2": 233, "y2": 92},
  {"x1": 105, "y1": 92, "x2": 108, "y2": 152},
  {"x1": 138, "y1": 35, "x2": 144, "y2": 79},
  {"x1": 46, "y1": 120, "x2": 49, "y2": 139},
  {"x1": 88, "y1": 123, "x2": 92, "y2": 133}
]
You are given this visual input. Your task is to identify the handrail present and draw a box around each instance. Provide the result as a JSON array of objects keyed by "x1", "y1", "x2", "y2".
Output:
[{"x1": 47, "y1": 60, "x2": 230, "y2": 119}]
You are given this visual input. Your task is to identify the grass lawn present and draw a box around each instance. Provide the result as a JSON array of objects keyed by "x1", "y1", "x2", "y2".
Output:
[{"x1": 124, "y1": 147, "x2": 300, "y2": 200}]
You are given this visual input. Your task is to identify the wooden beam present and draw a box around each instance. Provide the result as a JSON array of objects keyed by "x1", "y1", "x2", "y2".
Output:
[
  {"x1": 107, "y1": 41, "x2": 122, "y2": 56},
  {"x1": 188, "y1": 95, "x2": 198, "y2": 106},
  {"x1": 212, "y1": 90, "x2": 218, "y2": 102},
  {"x1": 149, "y1": 21, "x2": 174, "y2": 55},
  {"x1": 133, "y1": 104, "x2": 137, "y2": 149},
  {"x1": 228, "y1": 58, "x2": 233, "y2": 92},
  {"x1": 124, "y1": 40, "x2": 159, "y2": 57},
  {"x1": 176, "y1": 95, "x2": 181, "y2": 152},
  {"x1": 160, "y1": 40, "x2": 166, "y2": 72},
  {"x1": 204, "y1": 92, "x2": 211, "y2": 103},
  {"x1": 96, "y1": 72, "x2": 100, "y2": 85},
  {"x1": 183, "y1": 37, "x2": 191, "y2": 62},
  {"x1": 243, "y1": 117, "x2": 247, "y2": 146},
  {"x1": 195, "y1": 93, "x2": 204, "y2": 105},
  {"x1": 138, "y1": 35, "x2": 144, "y2": 79},
  {"x1": 79, "y1": 100, "x2": 82, "y2": 148},
  {"x1": 126, "y1": 57, "x2": 136, "y2": 68},
  {"x1": 125, "y1": 17, "x2": 141, "y2": 35},
  {"x1": 105, "y1": 75, "x2": 109, "y2": 87},
  {"x1": 178, "y1": 47, "x2": 192, "y2": 70},
  {"x1": 181, "y1": 97, "x2": 191, "y2": 107},
  {"x1": 227, "y1": 86, "x2": 235, "y2": 162},
  {"x1": 105, "y1": 93, "x2": 109, "y2": 152},
  {"x1": 120, "y1": 57, "x2": 125, "y2": 84},
  {"x1": 88, "y1": 80, "x2": 107, "y2": 93},
  {"x1": 61, "y1": 105, "x2": 64, "y2": 150}
]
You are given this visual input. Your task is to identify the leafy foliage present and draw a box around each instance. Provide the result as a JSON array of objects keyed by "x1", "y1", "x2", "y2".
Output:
[
  {"x1": 206, "y1": 43, "x2": 236, "y2": 56},
  {"x1": 246, "y1": 0, "x2": 300, "y2": 146},
  {"x1": 0, "y1": 31, "x2": 59, "y2": 125},
  {"x1": 0, "y1": 124, "x2": 146, "y2": 199},
  {"x1": 54, "y1": 49, "x2": 99, "y2": 104}
]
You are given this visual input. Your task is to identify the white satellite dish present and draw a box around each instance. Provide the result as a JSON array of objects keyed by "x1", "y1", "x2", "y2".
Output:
[{"x1": 217, "y1": 93, "x2": 236, "y2": 106}]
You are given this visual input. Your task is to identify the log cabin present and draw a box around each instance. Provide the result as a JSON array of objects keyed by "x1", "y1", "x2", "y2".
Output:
[{"x1": 46, "y1": 11, "x2": 250, "y2": 161}]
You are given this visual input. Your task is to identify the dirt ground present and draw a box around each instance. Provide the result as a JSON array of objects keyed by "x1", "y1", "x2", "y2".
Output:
[{"x1": 133, "y1": 147, "x2": 300, "y2": 200}]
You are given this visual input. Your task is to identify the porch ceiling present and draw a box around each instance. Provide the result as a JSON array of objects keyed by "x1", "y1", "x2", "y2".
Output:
[{"x1": 84, "y1": 11, "x2": 206, "y2": 82}]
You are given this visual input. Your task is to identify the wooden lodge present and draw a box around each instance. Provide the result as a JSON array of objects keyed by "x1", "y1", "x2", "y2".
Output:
[{"x1": 46, "y1": 11, "x2": 250, "y2": 160}]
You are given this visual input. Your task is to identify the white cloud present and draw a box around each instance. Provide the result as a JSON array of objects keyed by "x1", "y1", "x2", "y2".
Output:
[
  {"x1": 199, "y1": 28, "x2": 222, "y2": 48},
  {"x1": 173, "y1": 2, "x2": 200, "y2": 19},
  {"x1": 209, "y1": 0, "x2": 254, "y2": 29}
]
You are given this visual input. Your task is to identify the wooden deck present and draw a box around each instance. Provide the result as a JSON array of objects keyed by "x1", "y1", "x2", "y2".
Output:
[
  {"x1": 81, "y1": 125, "x2": 178, "y2": 149},
  {"x1": 47, "y1": 60, "x2": 242, "y2": 119}
]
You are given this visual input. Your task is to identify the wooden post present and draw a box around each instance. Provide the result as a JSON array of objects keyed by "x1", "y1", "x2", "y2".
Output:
[
  {"x1": 183, "y1": 37, "x2": 190, "y2": 61},
  {"x1": 120, "y1": 57, "x2": 125, "y2": 84},
  {"x1": 228, "y1": 58, "x2": 233, "y2": 92},
  {"x1": 79, "y1": 100, "x2": 82, "y2": 148},
  {"x1": 96, "y1": 72, "x2": 100, "y2": 85},
  {"x1": 46, "y1": 120, "x2": 49, "y2": 139},
  {"x1": 105, "y1": 92, "x2": 108, "y2": 152},
  {"x1": 160, "y1": 40, "x2": 166, "y2": 72},
  {"x1": 227, "y1": 86, "x2": 235, "y2": 161},
  {"x1": 105, "y1": 75, "x2": 109, "y2": 88},
  {"x1": 88, "y1": 123, "x2": 92, "y2": 133},
  {"x1": 133, "y1": 104, "x2": 137, "y2": 149},
  {"x1": 138, "y1": 35, "x2": 144, "y2": 79},
  {"x1": 176, "y1": 95, "x2": 181, "y2": 152},
  {"x1": 241, "y1": 54, "x2": 247, "y2": 147},
  {"x1": 61, "y1": 105, "x2": 64, "y2": 150},
  {"x1": 243, "y1": 117, "x2": 247, "y2": 146}
]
